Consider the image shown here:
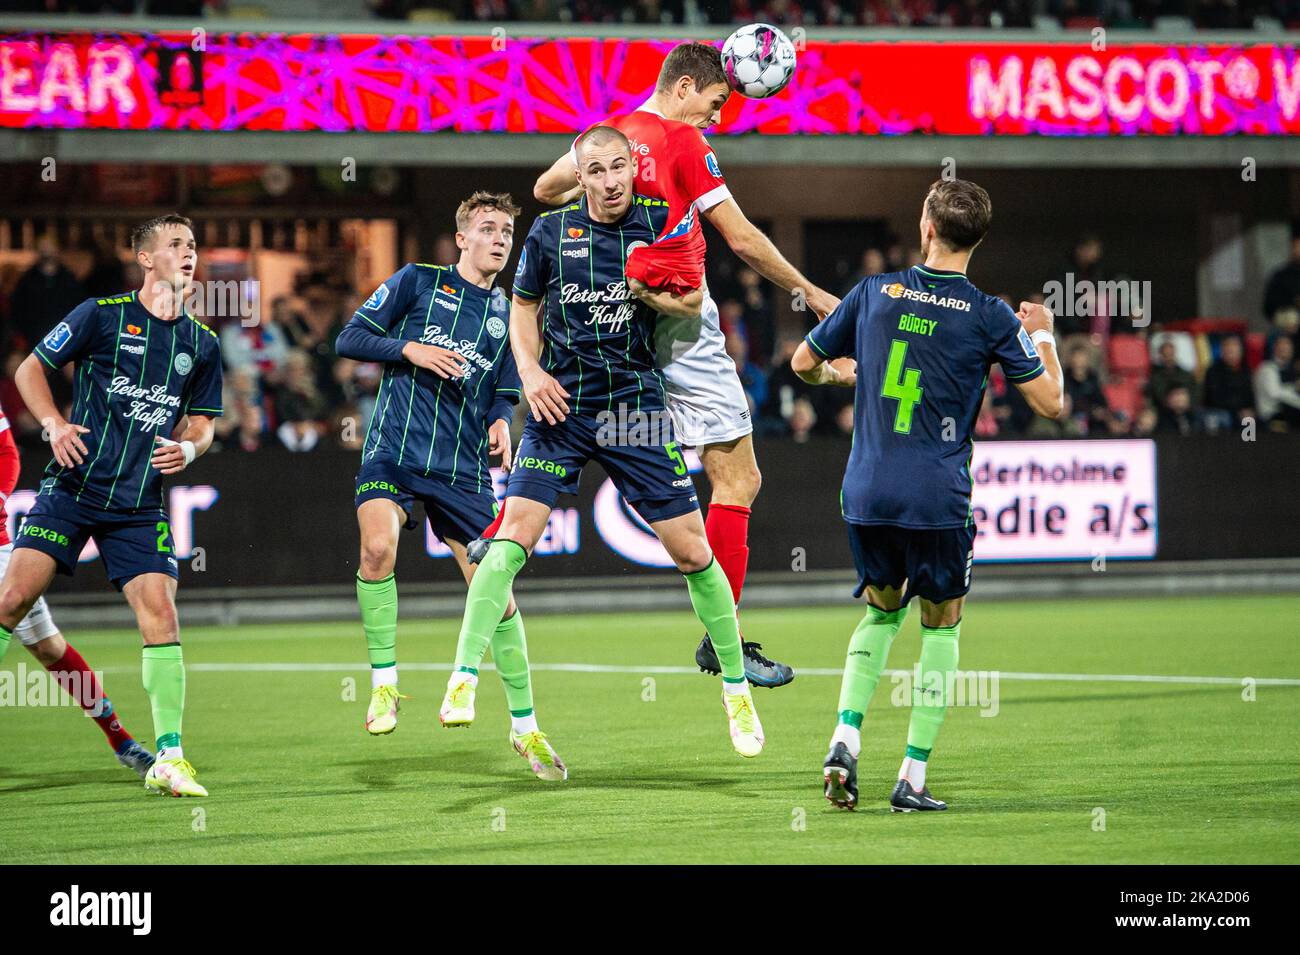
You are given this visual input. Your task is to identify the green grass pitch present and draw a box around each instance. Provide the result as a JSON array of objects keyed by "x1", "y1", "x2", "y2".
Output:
[{"x1": 1, "y1": 594, "x2": 1297, "y2": 864}]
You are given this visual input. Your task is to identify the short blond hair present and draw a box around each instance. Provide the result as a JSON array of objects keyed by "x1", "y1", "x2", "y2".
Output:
[{"x1": 455, "y1": 191, "x2": 521, "y2": 233}]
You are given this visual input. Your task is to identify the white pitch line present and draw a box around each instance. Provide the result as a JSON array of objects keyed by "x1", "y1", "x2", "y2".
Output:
[{"x1": 81, "y1": 662, "x2": 1300, "y2": 687}]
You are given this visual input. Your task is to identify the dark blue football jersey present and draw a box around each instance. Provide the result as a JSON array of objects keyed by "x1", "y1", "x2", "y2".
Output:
[
  {"x1": 339, "y1": 263, "x2": 521, "y2": 492},
  {"x1": 807, "y1": 265, "x2": 1045, "y2": 529},
  {"x1": 32, "y1": 291, "x2": 224, "y2": 513},
  {"x1": 511, "y1": 194, "x2": 670, "y2": 416}
]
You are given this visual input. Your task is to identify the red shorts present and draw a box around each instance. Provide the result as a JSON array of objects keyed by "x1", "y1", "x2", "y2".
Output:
[{"x1": 625, "y1": 232, "x2": 705, "y2": 296}]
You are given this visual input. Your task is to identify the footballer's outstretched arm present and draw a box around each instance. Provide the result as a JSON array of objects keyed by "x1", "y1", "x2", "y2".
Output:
[
  {"x1": 14, "y1": 352, "x2": 89, "y2": 469},
  {"x1": 535, "y1": 153, "x2": 582, "y2": 207},
  {"x1": 1012, "y1": 302, "x2": 1065, "y2": 419},
  {"x1": 704, "y1": 199, "x2": 840, "y2": 319},
  {"x1": 510, "y1": 294, "x2": 570, "y2": 425},
  {"x1": 791, "y1": 341, "x2": 855, "y2": 387}
]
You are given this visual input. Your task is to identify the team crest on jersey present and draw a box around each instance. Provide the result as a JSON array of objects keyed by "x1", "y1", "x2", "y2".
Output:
[
  {"x1": 1017, "y1": 326, "x2": 1037, "y2": 360},
  {"x1": 705, "y1": 151, "x2": 721, "y2": 178},
  {"x1": 174, "y1": 352, "x2": 194, "y2": 376},
  {"x1": 487, "y1": 316, "x2": 507, "y2": 340},
  {"x1": 362, "y1": 284, "x2": 390, "y2": 310},
  {"x1": 662, "y1": 206, "x2": 696, "y2": 241},
  {"x1": 43, "y1": 322, "x2": 72, "y2": 352}
]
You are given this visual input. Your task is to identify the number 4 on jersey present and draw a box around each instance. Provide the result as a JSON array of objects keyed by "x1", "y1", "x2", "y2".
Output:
[{"x1": 881, "y1": 339, "x2": 923, "y2": 434}]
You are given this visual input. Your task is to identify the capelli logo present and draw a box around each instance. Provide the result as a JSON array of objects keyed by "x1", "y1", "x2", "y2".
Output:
[{"x1": 49, "y1": 885, "x2": 152, "y2": 935}]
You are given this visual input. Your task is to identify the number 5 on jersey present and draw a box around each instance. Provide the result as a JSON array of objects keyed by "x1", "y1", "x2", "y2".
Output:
[{"x1": 881, "y1": 339, "x2": 923, "y2": 434}]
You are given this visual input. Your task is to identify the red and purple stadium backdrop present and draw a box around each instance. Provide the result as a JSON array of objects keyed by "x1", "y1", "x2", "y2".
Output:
[{"x1": 1, "y1": 32, "x2": 1299, "y2": 136}]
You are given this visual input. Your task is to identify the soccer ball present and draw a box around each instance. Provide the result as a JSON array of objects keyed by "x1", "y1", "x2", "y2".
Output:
[{"x1": 721, "y1": 23, "x2": 797, "y2": 99}]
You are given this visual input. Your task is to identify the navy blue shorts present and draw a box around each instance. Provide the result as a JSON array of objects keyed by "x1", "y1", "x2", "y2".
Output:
[
  {"x1": 508, "y1": 414, "x2": 699, "y2": 524},
  {"x1": 12, "y1": 490, "x2": 178, "y2": 590},
  {"x1": 355, "y1": 459, "x2": 497, "y2": 546},
  {"x1": 847, "y1": 522, "x2": 976, "y2": 604}
]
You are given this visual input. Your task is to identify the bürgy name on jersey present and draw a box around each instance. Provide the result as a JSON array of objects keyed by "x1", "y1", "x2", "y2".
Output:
[{"x1": 882, "y1": 282, "x2": 973, "y2": 311}]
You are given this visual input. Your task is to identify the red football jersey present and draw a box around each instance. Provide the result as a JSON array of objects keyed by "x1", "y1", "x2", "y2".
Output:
[
  {"x1": 0, "y1": 407, "x2": 18, "y2": 547},
  {"x1": 573, "y1": 108, "x2": 731, "y2": 293}
]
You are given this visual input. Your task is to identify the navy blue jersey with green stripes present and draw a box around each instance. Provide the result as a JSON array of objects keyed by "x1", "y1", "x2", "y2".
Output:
[
  {"x1": 339, "y1": 263, "x2": 520, "y2": 492},
  {"x1": 807, "y1": 266, "x2": 1045, "y2": 529},
  {"x1": 33, "y1": 291, "x2": 224, "y2": 513},
  {"x1": 512, "y1": 194, "x2": 670, "y2": 415}
]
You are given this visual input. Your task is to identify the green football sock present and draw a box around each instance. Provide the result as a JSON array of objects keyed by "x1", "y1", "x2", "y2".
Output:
[
  {"x1": 906, "y1": 622, "x2": 961, "y2": 754},
  {"x1": 490, "y1": 610, "x2": 533, "y2": 715},
  {"x1": 837, "y1": 604, "x2": 908, "y2": 727},
  {"x1": 0, "y1": 624, "x2": 11, "y2": 660},
  {"x1": 684, "y1": 559, "x2": 744, "y2": 683},
  {"x1": 454, "y1": 540, "x2": 527, "y2": 674},
  {"x1": 356, "y1": 573, "x2": 398, "y2": 670},
  {"x1": 142, "y1": 643, "x2": 185, "y2": 752}
]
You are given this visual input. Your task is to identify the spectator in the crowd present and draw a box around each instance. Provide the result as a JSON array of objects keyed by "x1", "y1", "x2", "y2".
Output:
[
  {"x1": 1063, "y1": 345, "x2": 1113, "y2": 435},
  {"x1": 10, "y1": 235, "x2": 84, "y2": 350},
  {"x1": 844, "y1": 247, "x2": 886, "y2": 295},
  {"x1": 1201, "y1": 335, "x2": 1255, "y2": 430},
  {"x1": 285, "y1": 288, "x2": 349, "y2": 406},
  {"x1": 1146, "y1": 338, "x2": 1196, "y2": 410},
  {"x1": 83, "y1": 238, "x2": 129, "y2": 298},
  {"x1": 1132, "y1": 402, "x2": 1159, "y2": 437},
  {"x1": 761, "y1": 334, "x2": 814, "y2": 433},
  {"x1": 0, "y1": 348, "x2": 40, "y2": 444},
  {"x1": 274, "y1": 351, "x2": 330, "y2": 451},
  {"x1": 1253, "y1": 335, "x2": 1300, "y2": 429},
  {"x1": 1156, "y1": 385, "x2": 1202, "y2": 435},
  {"x1": 789, "y1": 396, "x2": 816, "y2": 443},
  {"x1": 221, "y1": 296, "x2": 294, "y2": 387},
  {"x1": 1055, "y1": 234, "x2": 1105, "y2": 337},
  {"x1": 726, "y1": 330, "x2": 768, "y2": 415},
  {"x1": 1263, "y1": 233, "x2": 1300, "y2": 322},
  {"x1": 213, "y1": 365, "x2": 266, "y2": 453}
]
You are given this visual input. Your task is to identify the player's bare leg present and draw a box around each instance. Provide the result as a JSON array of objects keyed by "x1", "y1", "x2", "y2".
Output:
[
  {"x1": 125, "y1": 573, "x2": 204, "y2": 797},
  {"x1": 22, "y1": 631, "x2": 156, "y2": 778},
  {"x1": 0, "y1": 551, "x2": 150, "y2": 775},
  {"x1": 446, "y1": 539, "x2": 564, "y2": 780},
  {"x1": 356, "y1": 498, "x2": 406, "y2": 734},
  {"x1": 0, "y1": 547, "x2": 57, "y2": 630},
  {"x1": 693, "y1": 434, "x2": 793, "y2": 687},
  {"x1": 441, "y1": 497, "x2": 550, "y2": 730},
  {"x1": 652, "y1": 509, "x2": 764, "y2": 758}
]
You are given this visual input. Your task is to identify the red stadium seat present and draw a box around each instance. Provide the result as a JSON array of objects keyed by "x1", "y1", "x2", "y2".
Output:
[
  {"x1": 1245, "y1": 332, "x2": 1267, "y2": 370},
  {"x1": 1107, "y1": 334, "x2": 1150, "y2": 383},
  {"x1": 1103, "y1": 379, "x2": 1145, "y2": 422}
]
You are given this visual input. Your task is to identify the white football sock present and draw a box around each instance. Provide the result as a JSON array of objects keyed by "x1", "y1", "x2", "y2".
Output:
[
  {"x1": 831, "y1": 723, "x2": 861, "y2": 759},
  {"x1": 900, "y1": 756, "x2": 927, "y2": 791},
  {"x1": 511, "y1": 713, "x2": 539, "y2": 735},
  {"x1": 371, "y1": 664, "x2": 397, "y2": 689}
]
